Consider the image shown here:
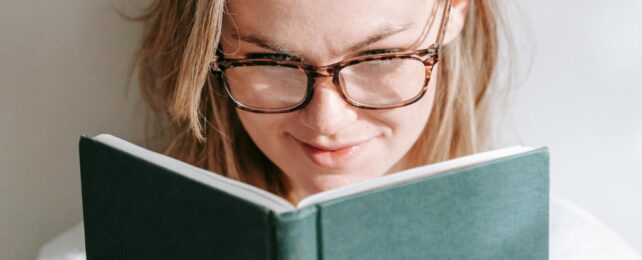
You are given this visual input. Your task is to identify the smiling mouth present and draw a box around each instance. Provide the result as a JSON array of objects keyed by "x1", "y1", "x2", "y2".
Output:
[{"x1": 293, "y1": 137, "x2": 373, "y2": 169}]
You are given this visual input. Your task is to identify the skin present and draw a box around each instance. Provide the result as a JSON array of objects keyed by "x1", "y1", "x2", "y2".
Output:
[{"x1": 220, "y1": 0, "x2": 469, "y2": 201}]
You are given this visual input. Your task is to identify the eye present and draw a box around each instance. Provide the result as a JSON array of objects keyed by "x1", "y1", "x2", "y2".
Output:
[
  {"x1": 359, "y1": 48, "x2": 406, "y2": 56},
  {"x1": 245, "y1": 53, "x2": 303, "y2": 62}
]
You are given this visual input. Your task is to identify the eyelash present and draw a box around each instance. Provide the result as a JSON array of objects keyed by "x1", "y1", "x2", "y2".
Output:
[
  {"x1": 244, "y1": 53, "x2": 303, "y2": 61},
  {"x1": 359, "y1": 48, "x2": 405, "y2": 56}
]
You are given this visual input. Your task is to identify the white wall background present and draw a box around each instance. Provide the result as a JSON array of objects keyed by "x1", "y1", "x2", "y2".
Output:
[
  {"x1": 0, "y1": 1, "x2": 640, "y2": 259},
  {"x1": 497, "y1": 0, "x2": 642, "y2": 253},
  {"x1": 0, "y1": 1, "x2": 147, "y2": 259}
]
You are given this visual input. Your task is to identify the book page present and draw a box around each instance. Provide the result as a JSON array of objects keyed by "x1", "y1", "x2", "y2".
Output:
[
  {"x1": 93, "y1": 134, "x2": 297, "y2": 213},
  {"x1": 297, "y1": 146, "x2": 534, "y2": 208},
  {"x1": 94, "y1": 134, "x2": 533, "y2": 213}
]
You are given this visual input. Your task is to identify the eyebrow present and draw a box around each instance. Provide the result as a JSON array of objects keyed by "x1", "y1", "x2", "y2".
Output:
[{"x1": 231, "y1": 22, "x2": 413, "y2": 59}]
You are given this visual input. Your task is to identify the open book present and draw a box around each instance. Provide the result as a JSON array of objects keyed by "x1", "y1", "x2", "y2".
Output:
[{"x1": 79, "y1": 134, "x2": 549, "y2": 259}]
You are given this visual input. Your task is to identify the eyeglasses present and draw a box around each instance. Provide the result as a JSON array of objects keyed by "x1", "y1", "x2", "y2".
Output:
[{"x1": 210, "y1": 0, "x2": 452, "y2": 114}]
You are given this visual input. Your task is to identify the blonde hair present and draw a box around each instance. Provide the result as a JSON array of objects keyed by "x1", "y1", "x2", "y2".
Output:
[{"x1": 134, "y1": 0, "x2": 501, "y2": 203}]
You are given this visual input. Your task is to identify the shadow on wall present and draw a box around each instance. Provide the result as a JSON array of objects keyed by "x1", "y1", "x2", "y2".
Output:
[{"x1": 0, "y1": 1, "x2": 151, "y2": 259}]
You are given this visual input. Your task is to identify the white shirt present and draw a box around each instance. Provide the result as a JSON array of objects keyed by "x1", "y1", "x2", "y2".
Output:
[{"x1": 38, "y1": 192, "x2": 641, "y2": 260}]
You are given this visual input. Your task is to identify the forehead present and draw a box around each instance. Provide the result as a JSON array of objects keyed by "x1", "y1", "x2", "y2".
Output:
[{"x1": 222, "y1": 0, "x2": 436, "y2": 62}]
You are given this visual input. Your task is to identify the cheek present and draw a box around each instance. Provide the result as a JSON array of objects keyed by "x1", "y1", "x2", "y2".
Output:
[
  {"x1": 371, "y1": 73, "x2": 437, "y2": 139},
  {"x1": 364, "y1": 73, "x2": 437, "y2": 167},
  {"x1": 236, "y1": 110, "x2": 292, "y2": 151}
]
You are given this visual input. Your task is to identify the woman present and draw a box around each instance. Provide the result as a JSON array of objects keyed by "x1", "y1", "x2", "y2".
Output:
[{"x1": 39, "y1": 0, "x2": 641, "y2": 259}]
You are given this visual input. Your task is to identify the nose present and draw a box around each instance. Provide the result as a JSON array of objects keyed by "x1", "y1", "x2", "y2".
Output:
[{"x1": 297, "y1": 76, "x2": 358, "y2": 136}]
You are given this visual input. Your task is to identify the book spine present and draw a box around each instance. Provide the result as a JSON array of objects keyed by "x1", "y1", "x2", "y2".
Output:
[{"x1": 272, "y1": 206, "x2": 319, "y2": 260}]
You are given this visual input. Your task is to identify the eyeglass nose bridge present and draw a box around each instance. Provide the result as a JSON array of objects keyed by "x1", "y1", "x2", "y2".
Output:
[
  {"x1": 306, "y1": 64, "x2": 351, "y2": 99},
  {"x1": 307, "y1": 65, "x2": 337, "y2": 78},
  {"x1": 302, "y1": 64, "x2": 359, "y2": 109}
]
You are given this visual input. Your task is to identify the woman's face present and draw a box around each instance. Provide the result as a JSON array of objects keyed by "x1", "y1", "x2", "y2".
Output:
[{"x1": 221, "y1": 0, "x2": 448, "y2": 199}]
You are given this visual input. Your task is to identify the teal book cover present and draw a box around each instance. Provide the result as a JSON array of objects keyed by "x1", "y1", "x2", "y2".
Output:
[{"x1": 79, "y1": 134, "x2": 549, "y2": 260}]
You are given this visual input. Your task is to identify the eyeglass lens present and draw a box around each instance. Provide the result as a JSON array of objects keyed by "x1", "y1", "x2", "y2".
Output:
[{"x1": 223, "y1": 58, "x2": 428, "y2": 110}]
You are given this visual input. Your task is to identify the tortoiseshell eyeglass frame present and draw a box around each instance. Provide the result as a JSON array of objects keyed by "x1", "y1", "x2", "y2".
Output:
[{"x1": 210, "y1": 0, "x2": 452, "y2": 114}]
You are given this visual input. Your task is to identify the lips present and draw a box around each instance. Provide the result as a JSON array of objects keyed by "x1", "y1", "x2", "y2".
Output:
[
  {"x1": 292, "y1": 136, "x2": 373, "y2": 169},
  {"x1": 301, "y1": 140, "x2": 368, "y2": 151}
]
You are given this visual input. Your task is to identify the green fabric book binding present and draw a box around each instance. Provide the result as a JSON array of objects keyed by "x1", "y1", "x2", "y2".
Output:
[{"x1": 79, "y1": 134, "x2": 549, "y2": 259}]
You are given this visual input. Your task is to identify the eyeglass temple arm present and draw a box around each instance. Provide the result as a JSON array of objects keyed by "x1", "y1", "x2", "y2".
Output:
[{"x1": 435, "y1": 0, "x2": 453, "y2": 46}]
